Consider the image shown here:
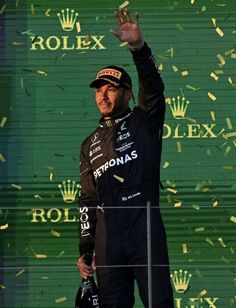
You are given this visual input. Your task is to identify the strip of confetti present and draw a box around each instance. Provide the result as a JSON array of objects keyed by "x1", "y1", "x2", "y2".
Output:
[
  {"x1": 35, "y1": 254, "x2": 47, "y2": 259},
  {"x1": 172, "y1": 65, "x2": 179, "y2": 72},
  {"x1": 182, "y1": 243, "x2": 188, "y2": 254},
  {"x1": 212, "y1": 200, "x2": 219, "y2": 207},
  {"x1": 167, "y1": 188, "x2": 177, "y2": 194},
  {"x1": 218, "y1": 237, "x2": 226, "y2": 247},
  {"x1": 217, "y1": 54, "x2": 225, "y2": 66},
  {"x1": 224, "y1": 132, "x2": 236, "y2": 138},
  {"x1": 224, "y1": 146, "x2": 231, "y2": 156},
  {"x1": 16, "y1": 269, "x2": 26, "y2": 277},
  {"x1": 176, "y1": 141, "x2": 182, "y2": 153},
  {"x1": 0, "y1": 4, "x2": 7, "y2": 14},
  {"x1": 195, "y1": 227, "x2": 204, "y2": 232},
  {"x1": 212, "y1": 18, "x2": 217, "y2": 27},
  {"x1": 55, "y1": 297, "x2": 66, "y2": 303},
  {"x1": 12, "y1": 41, "x2": 24, "y2": 46},
  {"x1": 199, "y1": 289, "x2": 207, "y2": 297},
  {"x1": 226, "y1": 118, "x2": 233, "y2": 129},
  {"x1": 210, "y1": 111, "x2": 216, "y2": 121},
  {"x1": 0, "y1": 223, "x2": 8, "y2": 230},
  {"x1": 0, "y1": 117, "x2": 7, "y2": 127},
  {"x1": 51, "y1": 230, "x2": 61, "y2": 238},
  {"x1": 206, "y1": 238, "x2": 214, "y2": 246},
  {"x1": 231, "y1": 53, "x2": 236, "y2": 59},
  {"x1": 215, "y1": 27, "x2": 224, "y2": 37},
  {"x1": 174, "y1": 202, "x2": 182, "y2": 207},
  {"x1": 37, "y1": 70, "x2": 47, "y2": 76},
  {"x1": 176, "y1": 23, "x2": 184, "y2": 32},
  {"x1": 11, "y1": 184, "x2": 22, "y2": 190},
  {"x1": 119, "y1": 41, "x2": 128, "y2": 47},
  {"x1": 31, "y1": 4, "x2": 35, "y2": 15},
  {"x1": 208, "y1": 92, "x2": 216, "y2": 101},
  {"x1": 34, "y1": 194, "x2": 43, "y2": 200},
  {"x1": 0, "y1": 284, "x2": 6, "y2": 289},
  {"x1": 119, "y1": 1, "x2": 129, "y2": 8},
  {"x1": 192, "y1": 204, "x2": 200, "y2": 210},
  {"x1": 56, "y1": 251, "x2": 65, "y2": 258},
  {"x1": 181, "y1": 71, "x2": 189, "y2": 77},
  {"x1": 162, "y1": 161, "x2": 170, "y2": 169},
  {"x1": 76, "y1": 22, "x2": 81, "y2": 33},
  {"x1": 0, "y1": 153, "x2": 6, "y2": 162},
  {"x1": 49, "y1": 172, "x2": 53, "y2": 182},
  {"x1": 186, "y1": 84, "x2": 200, "y2": 91},
  {"x1": 158, "y1": 63, "x2": 163, "y2": 71},
  {"x1": 210, "y1": 72, "x2": 219, "y2": 81},
  {"x1": 190, "y1": 0, "x2": 195, "y2": 4},
  {"x1": 113, "y1": 174, "x2": 124, "y2": 183},
  {"x1": 225, "y1": 48, "x2": 234, "y2": 56},
  {"x1": 45, "y1": 9, "x2": 51, "y2": 16},
  {"x1": 230, "y1": 216, "x2": 236, "y2": 223}
]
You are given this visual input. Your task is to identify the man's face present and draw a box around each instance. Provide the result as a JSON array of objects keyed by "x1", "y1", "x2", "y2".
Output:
[{"x1": 95, "y1": 83, "x2": 131, "y2": 118}]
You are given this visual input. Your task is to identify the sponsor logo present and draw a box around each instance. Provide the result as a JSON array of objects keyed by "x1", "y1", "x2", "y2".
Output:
[
  {"x1": 93, "y1": 150, "x2": 138, "y2": 179},
  {"x1": 116, "y1": 141, "x2": 134, "y2": 153},
  {"x1": 91, "y1": 132, "x2": 99, "y2": 143},
  {"x1": 79, "y1": 206, "x2": 91, "y2": 238},
  {"x1": 116, "y1": 131, "x2": 130, "y2": 142},
  {"x1": 171, "y1": 269, "x2": 192, "y2": 293},
  {"x1": 89, "y1": 145, "x2": 101, "y2": 157},
  {"x1": 58, "y1": 179, "x2": 80, "y2": 203},
  {"x1": 120, "y1": 121, "x2": 127, "y2": 131},
  {"x1": 30, "y1": 8, "x2": 106, "y2": 51}
]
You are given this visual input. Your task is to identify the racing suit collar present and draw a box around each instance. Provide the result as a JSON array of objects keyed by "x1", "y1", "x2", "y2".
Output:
[{"x1": 99, "y1": 108, "x2": 132, "y2": 128}]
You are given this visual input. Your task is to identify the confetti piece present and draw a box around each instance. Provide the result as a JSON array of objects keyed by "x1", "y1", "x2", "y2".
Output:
[
  {"x1": 34, "y1": 194, "x2": 43, "y2": 200},
  {"x1": 56, "y1": 251, "x2": 65, "y2": 258},
  {"x1": 0, "y1": 117, "x2": 7, "y2": 128},
  {"x1": 192, "y1": 204, "x2": 200, "y2": 210},
  {"x1": 0, "y1": 4, "x2": 7, "y2": 14},
  {"x1": 49, "y1": 172, "x2": 53, "y2": 182},
  {"x1": 210, "y1": 72, "x2": 219, "y2": 81},
  {"x1": 218, "y1": 237, "x2": 226, "y2": 247},
  {"x1": 210, "y1": 111, "x2": 216, "y2": 121},
  {"x1": 217, "y1": 54, "x2": 225, "y2": 66},
  {"x1": 174, "y1": 202, "x2": 182, "y2": 207},
  {"x1": 12, "y1": 41, "x2": 24, "y2": 46},
  {"x1": 20, "y1": 78, "x2": 24, "y2": 88},
  {"x1": 225, "y1": 48, "x2": 234, "y2": 56},
  {"x1": 16, "y1": 269, "x2": 25, "y2": 277},
  {"x1": 37, "y1": 70, "x2": 47, "y2": 76},
  {"x1": 222, "y1": 165, "x2": 234, "y2": 170},
  {"x1": 224, "y1": 146, "x2": 231, "y2": 156},
  {"x1": 11, "y1": 184, "x2": 22, "y2": 190},
  {"x1": 158, "y1": 63, "x2": 163, "y2": 71},
  {"x1": 51, "y1": 230, "x2": 61, "y2": 238},
  {"x1": 55, "y1": 297, "x2": 67, "y2": 303},
  {"x1": 0, "y1": 284, "x2": 6, "y2": 289},
  {"x1": 31, "y1": 3, "x2": 35, "y2": 15},
  {"x1": 176, "y1": 142, "x2": 182, "y2": 153},
  {"x1": 0, "y1": 223, "x2": 8, "y2": 230},
  {"x1": 16, "y1": 0, "x2": 19, "y2": 7},
  {"x1": 228, "y1": 77, "x2": 233, "y2": 84},
  {"x1": 76, "y1": 22, "x2": 81, "y2": 33},
  {"x1": 166, "y1": 47, "x2": 174, "y2": 58},
  {"x1": 163, "y1": 161, "x2": 170, "y2": 169},
  {"x1": 190, "y1": 0, "x2": 195, "y2": 4},
  {"x1": 176, "y1": 23, "x2": 184, "y2": 32},
  {"x1": 41, "y1": 276, "x2": 49, "y2": 279},
  {"x1": 215, "y1": 27, "x2": 224, "y2": 37},
  {"x1": 195, "y1": 227, "x2": 204, "y2": 232},
  {"x1": 213, "y1": 200, "x2": 219, "y2": 207},
  {"x1": 226, "y1": 118, "x2": 233, "y2": 130},
  {"x1": 119, "y1": 1, "x2": 129, "y2": 8},
  {"x1": 208, "y1": 92, "x2": 216, "y2": 101},
  {"x1": 212, "y1": 18, "x2": 216, "y2": 27},
  {"x1": 172, "y1": 65, "x2": 179, "y2": 72},
  {"x1": 231, "y1": 53, "x2": 236, "y2": 59},
  {"x1": 119, "y1": 41, "x2": 128, "y2": 47},
  {"x1": 224, "y1": 132, "x2": 236, "y2": 138},
  {"x1": 113, "y1": 174, "x2": 124, "y2": 183},
  {"x1": 181, "y1": 71, "x2": 189, "y2": 77},
  {"x1": 230, "y1": 216, "x2": 236, "y2": 223},
  {"x1": 199, "y1": 289, "x2": 207, "y2": 297},
  {"x1": 206, "y1": 238, "x2": 214, "y2": 246},
  {"x1": 182, "y1": 243, "x2": 188, "y2": 254},
  {"x1": 186, "y1": 84, "x2": 200, "y2": 91},
  {"x1": 201, "y1": 5, "x2": 206, "y2": 12},
  {"x1": 35, "y1": 254, "x2": 47, "y2": 259},
  {"x1": 167, "y1": 188, "x2": 177, "y2": 194},
  {"x1": 45, "y1": 9, "x2": 51, "y2": 16}
]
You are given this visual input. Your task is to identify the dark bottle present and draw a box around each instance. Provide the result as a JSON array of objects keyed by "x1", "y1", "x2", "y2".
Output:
[{"x1": 75, "y1": 254, "x2": 99, "y2": 308}]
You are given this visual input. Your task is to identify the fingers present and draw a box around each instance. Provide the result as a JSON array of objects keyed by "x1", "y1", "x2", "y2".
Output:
[
  {"x1": 114, "y1": 8, "x2": 135, "y2": 26},
  {"x1": 77, "y1": 255, "x2": 95, "y2": 279},
  {"x1": 134, "y1": 11, "x2": 139, "y2": 26}
]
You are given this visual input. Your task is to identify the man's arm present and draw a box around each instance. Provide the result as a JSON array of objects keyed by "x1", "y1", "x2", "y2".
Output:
[{"x1": 111, "y1": 8, "x2": 165, "y2": 130}]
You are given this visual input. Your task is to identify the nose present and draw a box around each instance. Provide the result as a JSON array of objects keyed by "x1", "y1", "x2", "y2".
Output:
[{"x1": 102, "y1": 89, "x2": 108, "y2": 100}]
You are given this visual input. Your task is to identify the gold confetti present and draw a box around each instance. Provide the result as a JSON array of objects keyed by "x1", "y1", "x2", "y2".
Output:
[
  {"x1": 11, "y1": 184, "x2": 22, "y2": 190},
  {"x1": 31, "y1": 3, "x2": 35, "y2": 15},
  {"x1": 163, "y1": 161, "x2": 170, "y2": 169},
  {"x1": 181, "y1": 71, "x2": 189, "y2": 77},
  {"x1": 199, "y1": 289, "x2": 207, "y2": 297},
  {"x1": 51, "y1": 230, "x2": 61, "y2": 238},
  {"x1": 37, "y1": 70, "x2": 47, "y2": 76},
  {"x1": 190, "y1": 0, "x2": 195, "y2": 4},
  {"x1": 49, "y1": 172, "x2": 53, "y2": 182},
  {"x1": 0, "y1": 4, "x2": 7, "y2": 14},
  {"x1": 167, "y1": 188, "x2": 177, "y2": 194},
  {"x1": 222, "y1": 165, "x2": 234, "y2": 170},
  {"x1": 217, "y1": 54, "x2": 225, "y2": 66},
  {"x1": 12, "y1": 41, "x2": 24, "y2": 46},
  {"x1": 218, "y1": 237, "x2": 226, "y2": 247},
  {"x1": 231, "y1": 53, "x2": 236, "y2": 59},
  {"x1": 224, "y1": 132, "x2": 236, "y2": 138},
  {"x1": 0, "y1": 223, "x2": 8, "y2": 230},
  {"x1": 212, "y1": 18, "x2": 216, "y2": 27},
  {"x1": 226, "y1": 118, "x2": 233, "y2": 129},
  {"x1": 230, "y1": 216, "x2": 236, "y2": 223},
  {"x1": 174, "y1": 202, "x2": 182, "y2": 207},
  {"x1": 224, "y1": 146, "x2": 231, "y2": 156},
  {"x1": 225, "y1": 48, "x2": 234, "y2": 56},
  {"x1": 172, "y1": 65, "x2": 179, "y2": 72},
  {"x1": 120, "y1": 41, "x2": 128, "y2": 47},
  {"x1": 210, "y1": 111, "x2": 216, "y2": 121},
  {"x1": 177, "y1": 141, "x2": 182, "y2": 153},
  {"x1": 34, "y1": 194, "x2": 43, "y2": 200},
  {"x1": 158, "y1": 63, "x2": 163, "y2": 71},
  {"x1": 186, "y1": 84, "x2": 199, "y2": 91},
  {"x1": 208, "y1": 92, "x2": 216, "y2": 101},
  {"x1": 119, "y1": 1, "x2": 129, "y2": 8},
  {"x1": 0, "y1": 117, "x2": 7, "y2": 127},
  {"x1": 55, "y1": 297, "x2": 67, "y2": 303},
  {"x1": 35, "y1": 254, "x2": 47, "y2": 259},
  {"x1": 0, "y1": 284, "x2": 6, "y2": 289},
  {"x1": 214, "y1": 69, "x2": 224, "y2": 75},
  {"x1": 45, "y1": 9, "x2": 51, "y2": 16},
  {"x1": 192, "y1": 204, "x2": 200, "y2": 210},
  {"x1": 16, "y1": 269, "x2": 25, "y2": 277},
  {"x1": 210, "y1": 72, "x2": 219, "y2": 81},
  {"x1": 113, "y1": 174, "x2": 124, "y2": 183},
  {"x1": 215, "y1": 27, "x2": 224, "y2": 37},
  {"x1": 195, "y1": 227, "x2": 204, "y2": 232},
  {"x1": 176, "y1": 23, "x2": 184, "y2": 32},
  {"x1": 228, "y1": 77, "x2": 233, "y2": 84},
  {"x1": 206, "y1": 238, "x2": 214, "y2": 246},
  {"x1": 182, "y1": 243, "x2": 188, "y2": 254},
  {"x1": 213, "y1": 200, "x2": 219, "y2": 207}
]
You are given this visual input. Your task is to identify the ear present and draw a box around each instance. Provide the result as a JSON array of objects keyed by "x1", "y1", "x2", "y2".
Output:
[{"x1": 124, "y1": 89, "x2": 132, "y2": 102}]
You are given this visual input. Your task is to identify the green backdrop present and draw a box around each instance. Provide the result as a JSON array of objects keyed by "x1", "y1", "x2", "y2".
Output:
[{"x1": 0, "y1": 0, "x2": 236, "y2": 307}]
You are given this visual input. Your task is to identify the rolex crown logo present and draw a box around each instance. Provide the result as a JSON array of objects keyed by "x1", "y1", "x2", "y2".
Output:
[
  {"x1": 58, "y1": 179, "x2": 81, "y2": 203},
  {"x1": 170, "y1": 269, "x2": 192, "y2": 293},
  {"x1": 169, "y1": 96, "x2": 189, "y2": 119},
  {"x1": 57, "y1": 8, "x2": 79, "y2": 31}
]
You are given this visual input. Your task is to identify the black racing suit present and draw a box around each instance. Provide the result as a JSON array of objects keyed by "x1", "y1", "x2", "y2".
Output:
[{"x1": 79, "y1": 42, "x2": 174, "y2": 308}]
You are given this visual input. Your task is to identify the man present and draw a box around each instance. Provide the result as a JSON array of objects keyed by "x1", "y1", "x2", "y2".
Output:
[{"x1": 77, "y1": 8, "x2": 174, "y2": 308}]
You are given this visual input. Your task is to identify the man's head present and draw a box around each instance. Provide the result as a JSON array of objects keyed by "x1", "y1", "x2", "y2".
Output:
[{"x1": 89, "y1": 66, "x2": 132, "y2": 118}]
